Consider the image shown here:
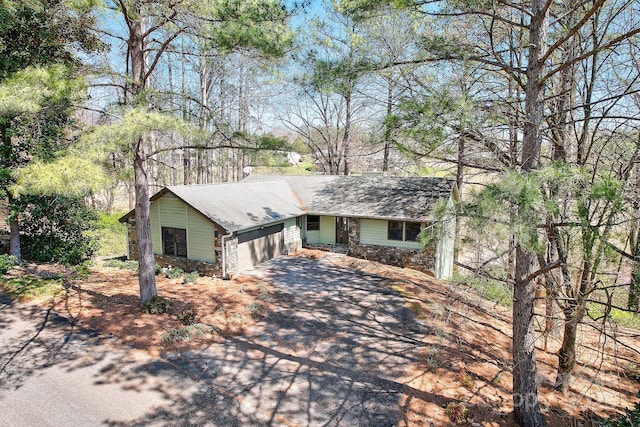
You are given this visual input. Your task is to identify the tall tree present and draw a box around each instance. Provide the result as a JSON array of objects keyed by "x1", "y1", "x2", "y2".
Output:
[
  {"x1": 341, "y1": 0, "x2": 640, "y2": 425},
  {"x1": 0, "y1": 0, "x2": 100, "y2": 262},
  {"x1": 95, "y1": 0, "x2": 293, "y2": 303},
  {"x1": 288, "y1": 1, "x2": 371, "y2": 175}
]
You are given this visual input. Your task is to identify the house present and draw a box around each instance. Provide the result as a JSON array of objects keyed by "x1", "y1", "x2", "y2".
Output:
[{"x1": 119, "y1": 175, "x2": 458, "y2": 279}]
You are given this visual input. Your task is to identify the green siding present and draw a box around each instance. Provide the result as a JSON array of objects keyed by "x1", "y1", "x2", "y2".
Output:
[
  {"x1": 304, "y1": 215, "x2": 335, "y2": 244},
  {"x1": 150, "y1": 201, "x2": 161, "y2": 251},
  {"x1": 186, "y1": 206, "x2": 216, "y2": 262},
  {"x1": 157, "y1": 195, "x2": 187, "y2": 228},
  {"x1": 306, "y1": 230, "x2": 321, "y2": 243},
  {"x1": 150, "y1": 194, "x2": 216, "y2": 263},
  {"x1": 319, "y1": 216, "x2": 336, "y2": 244},
  {"x1": 360, "y1": 219, "x2": 422, "y2": 249},
  {"x1": 284, "y1": 217, "x2": 301, "y2": 245}
]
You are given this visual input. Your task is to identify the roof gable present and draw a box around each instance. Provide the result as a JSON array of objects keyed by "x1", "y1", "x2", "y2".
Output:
[{"x1": 165, "y1": 180, "x2": 305, "y2": 232}]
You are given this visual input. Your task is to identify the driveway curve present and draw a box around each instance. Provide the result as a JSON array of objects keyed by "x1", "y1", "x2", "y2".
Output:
[
  {"x1": 171, "y1": 252, "x2": 432, "y2": 427},
  {"x1": 0, "y1": 253, "x2": 432, "y2": 427}
]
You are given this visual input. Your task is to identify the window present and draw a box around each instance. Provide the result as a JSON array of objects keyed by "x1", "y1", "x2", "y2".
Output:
[
  {"x1": 405, "y1": 222, "x2": 422, "y2": 242},
  {"x1": 162, "y1": 227, "x2": 187, "y2": 257},
  {"x1": 307, "y1": 215, "x2": 320, "y2": 231},
  {"x1": 387, "y1": 221, "x2": 404, "y2": 241},
  {"x1": 388, "y1": 221, "x2": 424, "y2": 242}
]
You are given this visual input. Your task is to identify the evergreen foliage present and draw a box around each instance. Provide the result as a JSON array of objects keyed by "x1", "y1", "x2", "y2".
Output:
[
  {"x1": 0, "y1": 254, "x2": 18, "y2": 274},
  {"x1": 600, "y1": 398, "x2": 640, "y2": 427},
  {"x1": 17, "y1": 195, "x2": 99, "y2": 265}
]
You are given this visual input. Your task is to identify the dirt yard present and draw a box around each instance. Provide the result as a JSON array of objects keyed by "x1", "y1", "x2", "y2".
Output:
[{"x1": 2, "y1": 249, "x2": 639, "y2": 426}]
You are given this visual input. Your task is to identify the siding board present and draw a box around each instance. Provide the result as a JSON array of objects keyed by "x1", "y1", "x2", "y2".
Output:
[
  {"x1": 151, "y1": 194, "x2": 216, "y2": 263},
  {"x1": 150, "y1": 201, "x2": 161, "y2": 253},
  {"x1": 360, "y1": 219, "x2": 422, "y2": 249},
  {"x1": 187, "y1": 206, "x2": 216, "y2": 262},
  {"x1": 319, "y1": 216, "x2": 336, "y2": 244},
  {"x1": 284, "y1": 218, "x2": 301, "y2": 245}
]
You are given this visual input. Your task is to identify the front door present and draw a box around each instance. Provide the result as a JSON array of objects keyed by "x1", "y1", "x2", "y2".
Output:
[{"x1": 335, "y1": 217, "x2": 349, "y2": 244}]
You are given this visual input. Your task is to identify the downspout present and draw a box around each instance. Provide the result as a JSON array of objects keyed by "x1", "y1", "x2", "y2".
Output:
[{"x1": 221, "y1": 231, "x2": 233, "y2": 279}]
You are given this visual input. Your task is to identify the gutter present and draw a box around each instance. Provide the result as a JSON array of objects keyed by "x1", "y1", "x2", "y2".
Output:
[{"x1": 220, "y1": 231, "x2": 234, "y2": 279}]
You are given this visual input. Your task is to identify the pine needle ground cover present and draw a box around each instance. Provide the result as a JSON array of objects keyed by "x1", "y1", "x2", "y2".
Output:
[{"x1": 0, "y1": 250, "x2": 637, "y2": 426}]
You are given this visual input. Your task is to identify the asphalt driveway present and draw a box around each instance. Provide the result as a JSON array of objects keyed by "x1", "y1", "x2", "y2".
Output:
[{"x1": 0, "y1": 253, "x2": 431, "y2": 426}]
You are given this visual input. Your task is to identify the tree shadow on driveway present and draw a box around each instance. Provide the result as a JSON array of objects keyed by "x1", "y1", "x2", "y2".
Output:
[
  {"x1": 206, "y1": 253, "x2": 441, "y2": 426},
  {"x1": 110, "y1": 253, "x2": 446, "y2": 426},
  {"x1": 0, "y1": 254, "x2": 455, "y2": 426}
]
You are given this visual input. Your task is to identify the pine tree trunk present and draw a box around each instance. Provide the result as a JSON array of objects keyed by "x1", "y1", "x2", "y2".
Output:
[
  {"x1": 9, "y1": 211, "x2": 21, "y2": 263},
  {"x1": 127, "y1": 1, "x2": 157, "y2": 304},
  {"x1": 512, "y1": 0, "x2": 547, "y2": 424},
  {"x1": 628, "y1": 133, "x2": 640, "y2": 311},
  {"x1": 555, "y1": 316, "x2": 578, "y2": 393},
  {"x1": 513, "y1": 246, "x2": 545, "y2": 426},
  {"x1": 382, "y1": 77, "x2": 393, "y2": 172},
  {"x1": 342, "y1": 93, "x2": 351, "y2": 176},
  {"x1": 133, "y1": 135, "x2": 157, "y2": 304},
  {"x1": 630, "y1": 239, "x2": 640, "y2": 311}
]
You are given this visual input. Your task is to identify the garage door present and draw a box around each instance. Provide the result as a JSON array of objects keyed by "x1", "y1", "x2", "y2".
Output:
[{"x1": 237, "y1": 224, "x2": 284, "y2": 272}]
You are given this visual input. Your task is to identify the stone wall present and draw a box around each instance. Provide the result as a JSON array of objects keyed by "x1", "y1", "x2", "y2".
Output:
[
  {"x1": 348, "y1": 218, "x2": 360, "y2": 245},
  {"x1": 125, "y1": 220, "x2": 138, "y2": 260},
  {"x1": 154, "y1": 254, "x2": 219, "y2": 277},
  {"x1": 347, "y1": 244, "x2": 436, "y2": 275},
  {"x1": 224, "y1": 237, "x2": 239, "y2": 279}
]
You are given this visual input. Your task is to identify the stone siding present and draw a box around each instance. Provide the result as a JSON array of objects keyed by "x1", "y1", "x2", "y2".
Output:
[
  {"x1": 154, "y1": 254, "x2": 220, "y2": 277},
  {"x1": 348, "y1": 218, "x2": 360, "y2": 245},
  {"x1": 224, "y1": 237, "x2": 239, "y2": 279},
  {"x1": 347, "y1": 244, "x2": 436, "y2": 275},
  {"x1": 125, "y1": 220, "x2": 138, "y2": 260}
]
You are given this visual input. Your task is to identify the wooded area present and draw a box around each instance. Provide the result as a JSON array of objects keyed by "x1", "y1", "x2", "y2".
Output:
[{"x1": 1, "y1": 0, "x2": 639, "y2": 425}]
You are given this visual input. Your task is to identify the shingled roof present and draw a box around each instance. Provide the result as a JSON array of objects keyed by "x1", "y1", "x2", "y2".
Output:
[
  {"x1": 121, "y1": 175, "x2": 455, "y2": 233},
  {"x1": 246, "y1": 175, "x2": 454, "y2": 222}
]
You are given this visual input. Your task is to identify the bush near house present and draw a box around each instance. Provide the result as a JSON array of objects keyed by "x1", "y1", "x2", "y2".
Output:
[{"x1": 18, "y1": 195, "x2": 99, "y2": 265}]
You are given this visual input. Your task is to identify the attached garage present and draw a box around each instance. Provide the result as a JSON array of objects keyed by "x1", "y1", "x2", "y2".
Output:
[
  {"x1": 237, "y1": 223, "x2": 285, "y2": 272},
  {"x1": 120, "y1": 175, "x2": 456, "y2": 280}
]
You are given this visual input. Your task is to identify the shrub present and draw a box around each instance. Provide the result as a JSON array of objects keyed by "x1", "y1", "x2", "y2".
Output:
[
  {"x1": 183, "y1": 271, "x2": 199, "y2": 284},
  {"x1": 257, "y1": 284, "x2": 272, "y2": 302},
  {"x1": 141, "y1": 296, "x2": 172, "y2": 315},
  {"x1": 445, "y1": 402, "x2": 471, "y2": 424},
  {"x1": 588, "y1": 303, "x2": 640, "y2": 330},
  {"x1": 177, "y1": 309, "x2": 197, "y2": 325},
  {"x1": 160, "y1": 323, "x2": 217, "y2": 343},
  {"x1": 165, "y1": 267, "x2": 184, "y2": 280},
  {"x1": 95, "y1": 211, "x2": 127, "y2": 256},
  {"x1": 17, "y1": 194, "x2": 99, "y2": 265},
  {"x1": 600, "y1": 397, "x2": 640, "y2": 427},
  {"x1": 73, "y1": 261, "x2": 92, "y2": 279},
  {"x1": 247, "y1": 302, "x2": 266, "y2": 319},
  {"x1": 102, "y1": 259, "x2": 139, "y2": 270},
  {"x1": 0, "y1": 254, "x2": 18, "y2": 274},
  {"x1": 160, "y1": 327, "x2": 191, "y2": 343}
]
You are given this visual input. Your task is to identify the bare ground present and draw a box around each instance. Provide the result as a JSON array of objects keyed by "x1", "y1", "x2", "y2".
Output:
[{"x1": 1, "y1": 249, "x2": 639, "y2": 426}]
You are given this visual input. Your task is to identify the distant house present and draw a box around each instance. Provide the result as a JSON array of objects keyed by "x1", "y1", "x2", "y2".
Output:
[{"x1": 119, "y1": 175, "x2": 458, "y2": 279}]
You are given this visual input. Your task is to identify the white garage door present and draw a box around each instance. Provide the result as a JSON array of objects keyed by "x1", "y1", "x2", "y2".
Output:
[{"x1": 237, "y1": 224, "x2": 284, "y2": 272}]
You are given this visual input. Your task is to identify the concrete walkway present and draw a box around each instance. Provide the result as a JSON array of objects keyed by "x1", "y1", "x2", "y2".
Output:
[{"x1": 0, "y1": 254, "x2": 430, "y2": 426}]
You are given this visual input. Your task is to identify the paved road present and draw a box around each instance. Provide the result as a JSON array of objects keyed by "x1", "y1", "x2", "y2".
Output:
[
  {"x1": 0, "y1": 254, "x2": 430, "y2": 426},
  {"x1": 0, "y1": 296, "x2": 193, "y2": 426}
]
